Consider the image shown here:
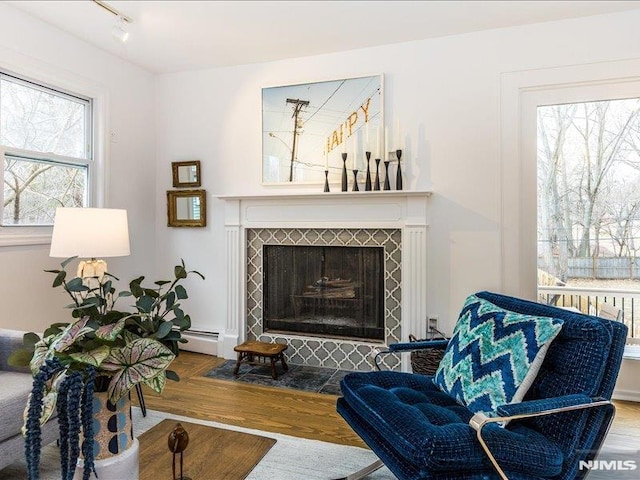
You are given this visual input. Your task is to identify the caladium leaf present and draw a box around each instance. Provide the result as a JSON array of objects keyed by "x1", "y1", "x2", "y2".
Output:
[
  {"x1": 123, "y1": 330, "x2": 141, "y2": 343},
  {"x1": 144, "y1": 371, "x2": 166, "y2": 394},
  {"x1": 21, "y1": 390, "x2": 58, "y2": 435},
  {"x1": 69, "y1": 345, "x2": 111, "y2": 367},
  {"x1": 22, "y1": 373, "x2": 63, "y2": 434},
  {"x1": 30, "y1": 339, "x2": 54, "y2": 375},
  {"x1": 40, "y1": 389, "x2": 58, "y2": 425},
  {"x1": 100, "y1": 338, "x2": 175, "y2": 402},
  {"x1": 95, "y1": 318, "x2": 127, "y2": 341},
  {"x1": 31, "y1": 318, "x2": 93, "y2": 374},
  {"x1": 50, "y1": 317, "x2": 92, "y2": 353}
]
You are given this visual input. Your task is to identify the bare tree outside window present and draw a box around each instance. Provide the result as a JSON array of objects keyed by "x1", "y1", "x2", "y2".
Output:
[
  {"x1": 537, "y1": 98, "x2": 640, "y2": 338},
  {"x1": 0, "y1": 74, "x2": 90, "y2": 226},
  {"x1": 538, "y1": 98, "x2": 640, "y2": 281}
]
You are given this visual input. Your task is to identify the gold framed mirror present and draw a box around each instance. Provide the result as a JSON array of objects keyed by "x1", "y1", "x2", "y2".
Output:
[
  {"x1": 167, "y1": 189, "x2": 206, "y2": 227},
  {"x1": 172, "y1": 160, "x2": 201, "y2": 188}
]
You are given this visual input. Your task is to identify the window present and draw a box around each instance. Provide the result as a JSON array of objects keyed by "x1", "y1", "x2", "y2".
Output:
[
  {"x1": 537, "y1": 98, "x2": 640, "y2": 282},
  {"x1": 0, "y1": 71, "x2": 92, "y2": 226},
  {"x1": 500, "y1": 60, "x2": 640, "y2": 341},
  {"x1": 536, "y1": 98, "x2": 640, "y2": 339}
]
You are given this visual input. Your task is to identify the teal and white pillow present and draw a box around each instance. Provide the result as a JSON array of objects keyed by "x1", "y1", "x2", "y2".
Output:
[{"x1": 433, "y1": 294, "x2": 564, "y2": 414}]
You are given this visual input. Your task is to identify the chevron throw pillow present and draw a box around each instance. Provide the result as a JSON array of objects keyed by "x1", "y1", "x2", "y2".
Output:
[{"x1": 433, "y1": 294, "x2": 564, "y2": 414}]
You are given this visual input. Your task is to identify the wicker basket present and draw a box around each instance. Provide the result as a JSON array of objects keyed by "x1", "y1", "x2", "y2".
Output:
[{"x1": 409, "y1": 333, "x2": 448, "y2": 376}]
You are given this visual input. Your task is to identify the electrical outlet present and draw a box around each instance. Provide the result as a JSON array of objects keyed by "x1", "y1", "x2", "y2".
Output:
[{"x1": 427, "y1": 316, "x2": 439, "y2": 333}]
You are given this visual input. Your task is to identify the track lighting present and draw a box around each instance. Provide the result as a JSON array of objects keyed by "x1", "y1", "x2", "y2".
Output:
[
  {"x1": 92, "y1": 0, "x2": 133, "y2": 43},
  {"x1": 112, "y1": 16, "x2": 129, "y2": 43}
]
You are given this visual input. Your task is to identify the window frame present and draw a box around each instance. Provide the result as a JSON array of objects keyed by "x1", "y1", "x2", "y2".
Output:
[
  {"x1": 0, "y1": 66, "x2": 105, "y2": 246},
  {"x1": 500, "y1": 58, "x2": 640, "y2": 299}
]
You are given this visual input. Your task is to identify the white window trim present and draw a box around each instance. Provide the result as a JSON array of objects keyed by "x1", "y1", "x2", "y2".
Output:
[
  {"x1": 500, "y1": 57, "x2": 640, "y2": 300},
  {"x1": 0, "y1": 55, "x2": 109, "y2": 247}
]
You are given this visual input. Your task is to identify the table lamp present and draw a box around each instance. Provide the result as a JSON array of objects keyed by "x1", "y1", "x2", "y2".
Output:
[{"x1": 49, "y1": 207, "x2": 130, "y2": 281}]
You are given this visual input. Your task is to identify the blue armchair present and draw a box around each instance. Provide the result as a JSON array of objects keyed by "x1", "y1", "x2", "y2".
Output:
[{"x1": 336, "y1": 291, "x2": 628, "y2": 480}]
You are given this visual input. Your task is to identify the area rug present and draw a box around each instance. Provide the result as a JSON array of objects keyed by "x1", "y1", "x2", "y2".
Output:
[
  {"x1": 0, "y1": 407, "x2": 395, "y2": 480},
  {"x1": 204, "y1": 359, "x2": 351, "y2": 395}
]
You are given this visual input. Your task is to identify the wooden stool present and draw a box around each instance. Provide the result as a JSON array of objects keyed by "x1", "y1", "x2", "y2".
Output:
[{"x1": 233, "y1": 341, "x2": 288, "y2": 380}]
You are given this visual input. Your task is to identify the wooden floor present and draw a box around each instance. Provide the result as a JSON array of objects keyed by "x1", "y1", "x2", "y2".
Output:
[
  {"x1": 135, "y1": 351, "x2": 640, "y2": 450},
  {"x1": 136, "y1": 351, "x2": 365, "y2": 447}
]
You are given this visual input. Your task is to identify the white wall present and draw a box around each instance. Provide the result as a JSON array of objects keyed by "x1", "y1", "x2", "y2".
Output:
[
  {"x1": 156, "y1": 9, "x2": 640, "y2": 335},
  {"x1": 0, "y1": 3, "x2": 635, "y2": 396},
  {"x1": 0, "y1": 3, "x2": 156, "y2": 332},
  {"x1": 615, "y1": 357, "x2": 640, "y2": 402}
]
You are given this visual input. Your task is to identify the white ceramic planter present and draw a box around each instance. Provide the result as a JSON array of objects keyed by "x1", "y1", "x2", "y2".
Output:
[{"x1": 73, "y1": 438, "x2": 139, "y2": 480}]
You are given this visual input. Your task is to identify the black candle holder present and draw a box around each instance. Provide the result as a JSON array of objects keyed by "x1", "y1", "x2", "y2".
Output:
[
  {"x1": 383, "y1": 161, "x2": 391, "y2": 190},
  {"x1": 352, "y1": 169, "x2": 359, "y2": 191},
  {"x1": 324, "y1": 170, "x2": 330, "y2": 192},
  {"x1": 395, "y1": 149, "x2": 403, "y2": 191},
  {"x1": 374, "y1": 158, "x2": 381, "y2": 190},
  {"x1": 365, "y1": 151, "x2": 372, "y2": 191},
  {"x1": 341, "y1": 153, "x2": 348, "y2": 192}
]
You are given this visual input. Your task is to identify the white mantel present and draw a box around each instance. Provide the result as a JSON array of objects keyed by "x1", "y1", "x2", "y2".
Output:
[{"x1": 218, "y1": 191, "x2": 432, "y2": 364}]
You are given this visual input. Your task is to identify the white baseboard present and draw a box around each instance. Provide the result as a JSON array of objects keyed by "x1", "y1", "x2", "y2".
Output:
[
  {"x1": 219, "y1": 332, "x2": 240, "y2": 360},
  {"x1": 612, "y1": 389, "x2": 640, "y2": 402},
  {"x1": 179, "y1": 331, "x2": 219, "y2": 356}
]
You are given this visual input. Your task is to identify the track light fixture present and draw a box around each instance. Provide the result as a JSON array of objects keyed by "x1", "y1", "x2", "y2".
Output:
[
  {"x1": 112, "y1": 16, "x2": 129, "y2": 43},
  {"x1": 92, "y1": 0, "x2": 133, "y2": 43}
]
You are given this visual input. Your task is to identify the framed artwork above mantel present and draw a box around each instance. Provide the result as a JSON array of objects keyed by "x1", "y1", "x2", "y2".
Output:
[{"x1": 262, "y1": 75, "x2": 383, "y2": 185}]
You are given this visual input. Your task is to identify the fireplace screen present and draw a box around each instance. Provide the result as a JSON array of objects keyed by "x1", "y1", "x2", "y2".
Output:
[
  {"x1": 263, "y1": 245, "x2": 384, "y2": 340},
  {"x1": 263, "y1": 245, "x2": 385, "y2": 341}
]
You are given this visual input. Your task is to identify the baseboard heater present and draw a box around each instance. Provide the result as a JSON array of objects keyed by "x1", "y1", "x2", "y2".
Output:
[{"x1": 180, "y1": 330, "x2": 219, "y2": 356}]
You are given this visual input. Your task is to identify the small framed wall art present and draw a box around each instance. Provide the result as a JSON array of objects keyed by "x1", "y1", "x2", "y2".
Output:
[
  {"x1": 172, "y1": 160, "x2": 201, "y2": 188},
  {"x1": 167, "y1": 189, "x2": 206, "y2": 227}
]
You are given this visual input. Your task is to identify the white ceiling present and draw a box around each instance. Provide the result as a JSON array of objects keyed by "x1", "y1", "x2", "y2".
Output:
[{"x1": 7, "y1": 1, "x2": 640, "y2": 74}]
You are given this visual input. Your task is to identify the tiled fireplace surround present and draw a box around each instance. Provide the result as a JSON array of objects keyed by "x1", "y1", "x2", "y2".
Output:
[{"x1": 219, "y1": 191, "x2": 431, "y2": 372}]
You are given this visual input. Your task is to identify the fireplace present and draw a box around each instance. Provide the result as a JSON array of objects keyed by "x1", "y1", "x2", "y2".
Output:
[
  {"x1": 263, "y1": 245, "x2": 385, "y2": 341},
  {"x1": 219, "y1": 191, "x2": 430, "y2": 372},
  {"x1": 245, "y1": 227, "x2": 403, "y2": 370}
]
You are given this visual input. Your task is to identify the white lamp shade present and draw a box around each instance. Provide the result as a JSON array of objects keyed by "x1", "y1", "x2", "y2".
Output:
[{"x1": 50, "y1": 208, "x2": 131, "y2": 258}]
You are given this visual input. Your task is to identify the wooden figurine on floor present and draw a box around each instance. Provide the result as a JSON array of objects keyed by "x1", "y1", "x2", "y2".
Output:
[{"x1": 168, "y1": 423, "x2": 191, "y2": 480}]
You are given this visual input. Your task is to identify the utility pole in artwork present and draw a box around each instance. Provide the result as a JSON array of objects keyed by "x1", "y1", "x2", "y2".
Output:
[{"x1": 286, "y1": 98, "x2": 309, "y2": 182}]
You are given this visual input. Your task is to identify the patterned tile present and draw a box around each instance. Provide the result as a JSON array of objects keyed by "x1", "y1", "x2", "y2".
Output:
[{"x1": 246, "y1": 228, "x2": 402, "y2": 371}]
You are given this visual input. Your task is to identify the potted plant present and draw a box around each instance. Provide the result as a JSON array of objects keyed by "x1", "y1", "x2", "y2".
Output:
[{"x1": 10, "y1": 258, "x2": 204, "y2": 480}]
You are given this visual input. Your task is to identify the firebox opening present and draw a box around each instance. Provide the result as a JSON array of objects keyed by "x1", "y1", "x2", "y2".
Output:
[{"x1": 263, "y1": 245, "x2": 385, "y2": 342}]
